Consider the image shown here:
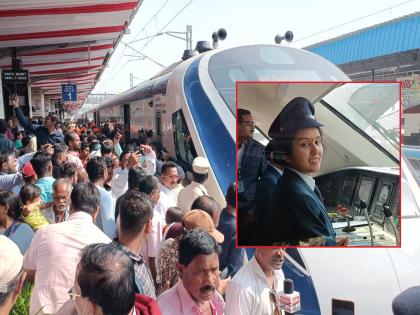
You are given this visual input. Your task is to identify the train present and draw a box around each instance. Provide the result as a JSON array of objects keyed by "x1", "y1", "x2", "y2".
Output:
[{"x1": 83, "y1": 43, "x2": 419, "y2": 314}]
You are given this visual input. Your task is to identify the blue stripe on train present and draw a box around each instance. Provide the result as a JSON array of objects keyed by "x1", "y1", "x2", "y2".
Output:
[{"x1": 183, "y1": 58, "x2": 235, "y2": 194}]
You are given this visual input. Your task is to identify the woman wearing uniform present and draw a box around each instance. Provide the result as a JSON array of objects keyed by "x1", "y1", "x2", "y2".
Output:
[{"x1": 265, "y1": 97, "x2": 348, "y2": 246}]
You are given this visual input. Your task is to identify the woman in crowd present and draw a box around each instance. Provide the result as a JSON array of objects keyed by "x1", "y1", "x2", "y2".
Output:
[{"x1": 0, "y1": 190, "x2": 34, "y2": 254}]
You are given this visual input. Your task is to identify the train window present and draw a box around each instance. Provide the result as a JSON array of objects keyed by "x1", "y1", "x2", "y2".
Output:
[
  {"x1": 172, "y1": 110, "x2": 197, "y2": 166},
  {"x1": 339, "y1": 177, "x2": 356, "y2": 206},
  {"x1": 354, "y1": 177, "x2": 375, "y2": 212},
  {"x1": 323, "y1": 83, "x2": 399, "y2": 159},
  {"x1": 156, "y1": 111, "x2": 162, "y2": 136},
  {"x1": 208, "y1": 45, "x2": 348, "y2": 116},
  {"x1": 372, "y1": 182, "x2": 393, "y2": 221}
]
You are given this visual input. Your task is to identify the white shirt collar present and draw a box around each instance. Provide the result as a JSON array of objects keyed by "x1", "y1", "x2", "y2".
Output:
[
  {"x1": 160, "y1": 184, "x2": 173, "y2": 194},
  {"x1": 269, "y1": 163, "x2": 284, "y2": 176},
  {"x1": 288, "y1": 167, "x2": 315, "y2": 191}
]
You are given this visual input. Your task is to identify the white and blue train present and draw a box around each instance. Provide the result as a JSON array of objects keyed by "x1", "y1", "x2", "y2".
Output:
[{"x1": 85, "y1": 44, "x2": 420, "y2": 314}]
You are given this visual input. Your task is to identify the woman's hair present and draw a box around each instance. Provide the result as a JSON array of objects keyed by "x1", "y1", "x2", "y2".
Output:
[
  {"x1": 272, "y1": 127, "x2": 324, "y2": 166},
  {"x1": 0, "y1": 191, "x2": 23, "y2": 220},
  {"x1": 19, "y1": 183, "x2": 42, "y2": 205}
]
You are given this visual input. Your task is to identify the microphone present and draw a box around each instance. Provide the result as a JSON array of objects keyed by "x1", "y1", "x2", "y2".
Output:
[{"x1": 279, "y1": 279, "x2": 301, "y2": 314}]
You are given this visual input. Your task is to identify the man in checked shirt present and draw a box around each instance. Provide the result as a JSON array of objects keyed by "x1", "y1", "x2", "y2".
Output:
[{"x1": 113, "y1": 190, "x2": 156, "y2": 298}]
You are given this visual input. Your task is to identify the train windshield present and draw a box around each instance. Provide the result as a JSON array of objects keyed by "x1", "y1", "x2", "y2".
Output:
[
  {"x1": 323, "y1": 83, "x2": 400, "y2": 159},
  {"x1": 208, "y1": 45, "x2": 349, "y2": 115}
]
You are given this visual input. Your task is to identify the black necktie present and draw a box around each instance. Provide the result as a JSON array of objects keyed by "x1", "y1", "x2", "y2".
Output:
[{"x1": 314, "y1": 185, "x2": 323, "y2": 202}]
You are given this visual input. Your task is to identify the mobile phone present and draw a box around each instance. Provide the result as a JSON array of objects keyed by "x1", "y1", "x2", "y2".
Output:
[{"x1": 332, "y1": 298, "x2": 355, "y2": 315}]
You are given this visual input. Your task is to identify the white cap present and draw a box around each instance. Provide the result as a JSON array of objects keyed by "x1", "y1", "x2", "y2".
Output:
[
  {"x1": 0, "y1": 236, "x2": 23, "y2": 293},
  {"x1": 192, "y1": 157, "x2": 210, "y2": 175}
]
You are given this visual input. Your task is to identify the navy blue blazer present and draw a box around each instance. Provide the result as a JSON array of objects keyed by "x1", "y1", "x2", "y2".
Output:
[
  {"x1": 255, "y1": 164, "x2": 282, "y2": 229},
  {"x1": 238, "y1": 138, "x2": 268, "y2": 203},
  {"x1": 267, "y1": 168, "x2": 336, "y2": 245}
]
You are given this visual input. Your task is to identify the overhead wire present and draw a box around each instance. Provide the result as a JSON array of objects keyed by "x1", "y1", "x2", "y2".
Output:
[{"x1": 99, "y1": 0, "x2": 194, "y2": 91}]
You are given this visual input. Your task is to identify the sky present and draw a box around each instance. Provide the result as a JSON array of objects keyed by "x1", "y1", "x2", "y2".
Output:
[{"x1": 92, "y1": 0, "x2": 420, "y2": 95}]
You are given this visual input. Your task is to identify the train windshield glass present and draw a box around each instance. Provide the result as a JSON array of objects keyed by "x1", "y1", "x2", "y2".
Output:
[
  {"x1": 323, "y1": 83, "x2": 399, "y2": 159},
  {"x1": 208, "y1": 45, "x2": 349, "y2": 115}
]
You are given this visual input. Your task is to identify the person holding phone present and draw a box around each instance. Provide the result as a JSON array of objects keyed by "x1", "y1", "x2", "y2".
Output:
[
  {"x1": 266, "y1": 97, "x2": 348, "y2": 246},
  {"x1": 11, "y1": 95, "x2": 64, "y2": 147}
]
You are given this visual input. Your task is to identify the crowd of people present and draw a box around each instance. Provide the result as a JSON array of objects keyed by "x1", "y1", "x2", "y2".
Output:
[{"x1": 0, "y1": 96, "x2": 288, "y2": 315}]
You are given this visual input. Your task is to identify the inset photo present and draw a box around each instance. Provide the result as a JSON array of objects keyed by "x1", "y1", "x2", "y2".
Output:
[{"x1": 236, "y1": 82, "x2": 400, "y2": 247}]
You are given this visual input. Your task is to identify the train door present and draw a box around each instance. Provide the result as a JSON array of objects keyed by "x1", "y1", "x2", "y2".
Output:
[
  {"x1": 172, "y1": 109, "x2": 197, "y2": 171},
  {"x1": 155, "y1": 110, "x2": 162, "y2": 142},
  {"x1": 123, "y1": 103, "x2": 130, "y2": 144}
]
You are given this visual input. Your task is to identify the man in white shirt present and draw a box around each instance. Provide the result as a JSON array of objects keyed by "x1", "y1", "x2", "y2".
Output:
[
  {"x1": 23, "y1": 183, "x2": 111, "y2": 315},
  {"x1": 225, "y1": 248, "x2": 285, "y2": 315},
  {"x1": 178, "y1": 156, "x2": 210, "y2": 212},
  {"x1": 157, "y1": 161, "x2": 179, "y2": 217},
  {"x1": 86, "y1": 157, "x2": 116, "y2": 239},
  {"x1": 138, "y1": 175, "x2": 164, "y2": 283}
]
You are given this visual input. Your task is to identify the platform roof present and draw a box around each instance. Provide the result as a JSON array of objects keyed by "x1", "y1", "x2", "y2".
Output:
[
  {"x1": 305, "y1": 11, "x2": 420, "y2": 66},
  {"x1": 0, "y1": 0, "x2": 142, "y2": 110}
]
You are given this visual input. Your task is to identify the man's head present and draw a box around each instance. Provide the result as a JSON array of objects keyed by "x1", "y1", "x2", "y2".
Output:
[
  {"x1": 191, "y1": 195, "x2": 222, "y2": 227},
  {"x1": 44, "y1": 114, "x2": 59, "y2": 130},
  {"x1": 61, "y1": 162, "x2": 78, "y2": 184},
  {"x1": 53, "y1": 178, "x2": 72, "y2": 214},
  {"x1": 192, "y1": 157, "x2": 210, "y2": 184},
  {"x1": 85, "y1": 157, "x2": 106, "y2": 184},
  {"x1": 119, "y1": 190, "x2": 153, "y2": 239},
  {"x1": 127, "y1": 166, "x2": 146, "y2": 190},
  {"x1": 177, "y1": 229, "x2": 221, "y2": 305},
  {"x1": 0, "y1": 151, "x2": 17, "y2": 174},
  {"x1": 52, "y1": 143, "x2": 68, "y2": 164},
  {"x1": 70, "y1": 182, "x2": 100, "y2": 219},
  {"x1": 237, "y1": 108, "x2": 255, "y2": 142},
  {"x1": 102, "y1": 156, "x2": 114, "y2": 185},
  {"x1": 0, "y1": 236, "x2": 26, "y2": 313},
  {"x1": 30, "y1": 152, "x2": 52, "y2": 178},
  {"x1": 64, "y1": 132, "x2": 81, "y2": 151},
  {"x1": 73, "y1": 243, "x2": 135, "y2": 315},
  {"x1": 79, "y1": 143, "x2": 90, "y2": 160},
  {"x1": 119, "y1": 148, "x2": 134, "y2": 169},
  {"x1": 165, "y1": 207, "x2": 186, "y2": 225},
  {"x1": 138, "y1": 175, "x2": 161, "y2": 206},
  {"x1": 225, "y1": 183, "x2": 236, "y2": 209},
  {"x1": 255, "y1": 248, "x2": 285, "y2": 273},
  {"x1": 160, "y1": 161, "x2": 179, "y2": 189},
  {"x1": 100, "y1": 140, "x2": 113, "y2": 157}
]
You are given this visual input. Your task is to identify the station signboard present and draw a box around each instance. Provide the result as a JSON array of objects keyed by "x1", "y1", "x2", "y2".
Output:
[
  {"x1": 62, "y1": 84, "x2": 77, "y2": 102},
  {"x1": 2, "y1": 70, "x2": 29, "y2": 83}
]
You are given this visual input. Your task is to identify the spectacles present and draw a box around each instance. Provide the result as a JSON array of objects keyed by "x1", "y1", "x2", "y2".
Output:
[
  {"x1": 269, "y1": 289, "x2": 282, "y2": 315},
  {"x1": 240, "y1": 121, "x2": 255, "y2": 127},
  {"x1": 68, "y1": 287, "x2": 81, "y2": 301}
]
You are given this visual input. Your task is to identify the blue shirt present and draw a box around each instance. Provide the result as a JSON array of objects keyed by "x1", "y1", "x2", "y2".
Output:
[
  {"x1": 95, "y1": 185, "x2": 116, "y2": 239},
  {"x1": 35, "y1": 177, "x2": 55, "y2": 203},
  {"x1": 0, "y1": 134, "x2": 15, "y2": 152},
  {"x1": 1, "y1": 221, "x2": 34, "y2": 254},
  {"x1": 217, "y1": 209, "x2": 244, "y2": 273}
]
